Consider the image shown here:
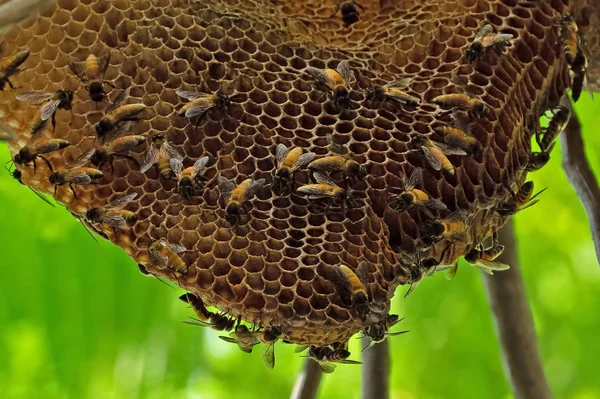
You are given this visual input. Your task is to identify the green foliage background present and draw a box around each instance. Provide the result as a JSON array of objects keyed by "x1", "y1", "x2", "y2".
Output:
[{"x1": 0, "y1": 98, "x2": 599, "y2": 399}]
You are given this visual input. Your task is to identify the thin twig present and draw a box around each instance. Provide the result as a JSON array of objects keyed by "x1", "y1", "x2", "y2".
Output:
[
  {"x1": 361, "y1": 338, "x2": 390, "y2": 399},
  {"x1": 290, "y1": 359, "x2": 323, "y2": 399},
  {"x1": 482, "y1": 219, "x2": 553, "y2": 399},
  {"x1": 0, "y1": 0, "x2": 55, "y2": 35},
  {"x1": 560, "y1": 98, "x2": 600, "y2": 267}
]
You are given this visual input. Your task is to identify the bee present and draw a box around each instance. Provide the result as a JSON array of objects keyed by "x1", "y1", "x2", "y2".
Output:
[
  {"x1": 0, "y1": 47, "x2": 30, "y2": 90},
  {"x1": 422, "y1": 209, "x2": 468, "y2": 245},
  {"x1": 539, "y1": 105, "x2": 570, "y2": 151},
  {"x1": 90, "y1": 135, "x2": 146, "y2": 172},
  {"x1": 307, "y1": 346, "x2": 361, "y2": 373},
  {"x1": 388, "y1": 167, "x2": 447, "y2": 216},
  {"x1": 176, "y1": 88, "x2": 231, "y2": 120},
  {"x1": 465, "y1": 24, "x2": 513, "y2": 62},
  {"x1": 258, "y1": 326, "x2": 282, "y2": 369},
  {"x1": 308, "y1": 134, "x2": 365, "y2": 182},
  {"x1": 84, "y1": 193, "x2": 138, "y2": 230},
  {"x1": 305, "y1": 60, "x2": 354, "y2": 108},
  {"x1": 329, "y1": 263, "x2": 369, "y2": 320},
  {"x1": 365, "y1": 77, "x2": 421, "y2": 107},
  {"x1": 273, "y1": 144, "x2": 316, "y2": 192},
  {"x1": 140, "y1": 132, "x2": 183, "y2": 179},
  {"x1": 330, "y1": 1, "x2": 364, "y2": 26},
  {"x1": 410, "y1": 135, "x2": 466, "y2": 175},
  {"x1": 170, "y1": 156, "x2": 210, "y2": 198},
  {"x1": 432, "y1": 74, "x2": 488, "y2": 118},
  {"x1": 218, "y1": 176, "x2": 266, "y2": 225},
  {"x1": 526, "y1": 141, "x2": 555, "y2": 172},
  {"x1": 147, "y1": 238, "x2": 188, "y2": 277},
  {"x1": 362, "y1": 314, "x2": 409, "y2": 350},
  {"x1": 95, "y1": 88, "x2": 146, "y2": 141},
  {"x1": 559, "y1": 14, "x2": 579, "y2": 65},
  {"x1": 48, "y1": 151, "x2": 103, "y2": 199},
  {"x1": 185, "y1": 313, "x2": 237, "y2": 332},
  {"x1": 13, "y1": 133, "x2": 69, "y2": 172},
  {"x1": 570, "y1": 49, "x2": 593, "y2": 103},
  {"x1": 179, "y1": 292, "x2": 212, "y2": 321},
  {"x1": 497, "y1": 181, "x2": 547, "y2": 216},
  {"x1": 16, "y1": 90, "x2": 74, "y2": 131},
  {"x1": 5, "y1": 164, "x2": 56, "y2": 207},
  {"x1": 0, "y1": 122, "x2": 15, "y2": 141},
  {"x1": 434, "y1": 125, "x2": 482, "y2": 155},
  {"x1": 464, "y1": 233, "x2": 510, "y2": 275},
  {"x1": 297, "y1": 172, "x2": 354, "y2": 210},
  {"x1": 219, "y1": 324, "x2": 261, "y2": 353},
  {"x1": 69, "y1": 53, "x2": 113, "y2": 103}
]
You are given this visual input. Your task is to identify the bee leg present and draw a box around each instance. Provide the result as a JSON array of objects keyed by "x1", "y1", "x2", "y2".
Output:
[
  {"x1": 104, "y1": 81, "x2": 117, "y2": 89},
  {"x1": 53, "y1": 184, "x2": 58, "y2": 197},
  {"x1": 69, "y1": 184, "x2": 78, "y2": 199},
  {"x1": 354, "y1": 1, "x2": 365, "y2": 9},
  {"x1": 38, "y1": 155, "x2": 54, "y2": 173},
  {"x1": 6, "y1": 79, "x2": 14, "y2": 89},
  {"x1": 52, "y1": 115, "x2": 57, "y2": 133},
  {"x1": 329, "y1": 2, "x2": 341, "y2": 18}
]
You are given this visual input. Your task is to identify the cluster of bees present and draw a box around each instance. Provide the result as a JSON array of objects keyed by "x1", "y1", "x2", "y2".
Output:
[{"x1": 0, "y1": 12, "x2": 589, "y2": 370}]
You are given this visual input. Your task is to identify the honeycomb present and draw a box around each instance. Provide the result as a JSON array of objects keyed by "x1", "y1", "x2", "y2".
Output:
[{"x1": 0, "y1": 0, "x2": 572, "y2": 348}]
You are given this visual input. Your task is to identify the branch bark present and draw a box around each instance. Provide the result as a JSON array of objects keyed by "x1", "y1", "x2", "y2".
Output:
[
  {"x1": 482, "y1": 219, "x2": 553, "y2": 399},
  {"x1": 290, "y1": 359, "x2": 323, "y2": 399},
  {"x1": 0, "y1": 0, "x2": 55, "y2": 34},
  {"x1": 560, "y1": 99, "x2": 600, "y2": 267},
  {"x1": 361, "y1": 338, "x2": 390, "y2": 399}
]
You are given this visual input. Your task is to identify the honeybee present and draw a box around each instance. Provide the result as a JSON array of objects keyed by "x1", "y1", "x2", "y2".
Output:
[
  {"x1": 185, "y1": 313, "x2": 237, "y2": 332},
  {"x1": 421, "y1": 209, "x2": 468, "y2": 244},
  {"x1": 539, "y1": 105, "x2": 570, "y2": 151},
  {"x1": 5, "y1": 164, "x2": 56, "y2": 207},
  {"x1": 464, "y1": 233, "x2": 510, "y2": 275},
  {"x1": 410, "y1": 135, "x2": 466, "y2": 175},
  {"x1": 432, "y1": 75, "x2": 488, "y2": 118},
  {"x1": 258, "y1": 326, "x2": 282, "y2": 369},
  {"x1": 306, "y1": 60, "x2": 354, "y2": 108},
  {"x1": 219, "y1": 324, "x2": 261, "y2": 353},
  {"x1": 148, "y1": 238, "x2": 188, "y2": 277},
  {"x1": 0, "y1": 122, "x2": 15, "y2": 141},
  {"x1": 308, "y1": 134, "x2": 365, "y2": 182},
  {"x1": 218, "y1": 176, "x2": 266, "y2": 225},
  {"x1": 48, "y1": 151, "x2": 104, "y2": 198},
  {"x1": 13, "y1": 134, "x2": 70, "y2": 172},
  {"x1": 526, "y1": 141, "x2": 555, "y2": 171},
  {"x1": 388, "y1": 167, "x2": 447, "y2": 216},
  {"x1": 570, "y1": 49, "x2": 593, "y2": 102},
  {"x1": 330, "y1": 263, "x2": 369, "y2": 320},
  {"x1": 497, "y1": 181, "x2": 547, "y2": 216},
  {"x1": 0, "y1": 47, "x2": 30, "y2": 90},
  {"x1": 365, "y1": 77, "x2": 421, "y2": 107},
  {"x1": 90, "y1": 135, "x2": 145, "y2": 171},
  {"x1": 69, "y1": 53, "x2": 113, "y2": 103},
  {"x1": 297, "y1": 172, "x2": 354, "y2": 210},
  {"x1": 95, "y1": 88, "x2": 146, "y2": 141},
  {"x1": 465, "y1": 24, "x2": 513, "y2": 62},
  {"x1": 16, "y1": 90, "x2": 74, "y2": 131},
  {"x1": 434, "y1": 125, "x2": 482, "y2": 155},
  {"x1": 176, "y1": 88, "x2": 231, "y2": 120},
  {"x1": 84, "y1": 193, "x2": 138, "y2": 230},
  {"x1": 170, "y1": 156, "x2": 210, "y2": 198},
  {"x1": 179, "y1": 292, "x2": 212, "y2": 321},
  {"x1": 274, "y1": 144, "x2": 316, "y2": 192},
  {"x1": 362, "y1": 314, "x2": 409, "y2": 350},
  {"x1": 307, "y1": 346, "x2": 361, "y2": 373},
  {"x1": 559, "y1": 14, "x2": 579, "y2": 65},
  {"x1": 330, "y1": 1, "x2": 364, "y2": 26},
  {"x1": 140, "y1": 132, "x2": 183, "y2": 179}
]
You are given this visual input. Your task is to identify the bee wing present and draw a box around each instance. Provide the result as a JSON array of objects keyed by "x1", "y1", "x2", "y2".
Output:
[
  {"x1": 446, "y1": 209, "x2": 468, "y2": 221},
  {"x1": 68, "y1": 149, "x2": 95, "y2": 169},
  {"x1": 106, "y1": 193, "x2": 137, "y2": 210},
  {"x1": 243, "y1": 178, "x2": 266, "y2": 202},
  {"x1": 422, "y1": 198, "x2": 448, "y2": 211},
  {"x1": 276, "y1": 143, "x2": 289, "y2": 168},
  {"x1": 313, "y1": 172, "x2": 338, "y2": 187},
  {"x1": 336, "y1": 60, "x2": 354, "y2": 85},
  {"x1": 29, "y1": 137, "x2": 65, "y2": 154},
  {"x1": 175, "y1": 89, "x2": 206, "y2": 101},
  {"x1": 191, "y1": 156, "x2": 210, "y2": 178},
  {"x1": 16, "y1": 91, "x2": 53, "y2": 105},
  {"x1": 100, "y1": 211, "x2": 128, "y2": 228},
  {"x1": 165, "y1": 241, "x2": 186, "y2": 253},
  {"x1": 96, "y1": 53, "x2": 111, "y2": 80},
  {"x1": 338, "y1": 359, "x2": 362, "y2": 365},
  {"x1": 474, "y1": 24, "x2": 494, "y2": 40},
  {"x1": 107, "y1": 88, "x2": 130, "y2": 114},
  {"x1": 217, "y1": 176, "x2": 236, "y2": 199},
  {"x1": 184, "y1": 97, "x2": 216, "y2": 118},
  {"x1": 40, "y1": 100, "x2": 61, "y2": 121},
  {"x1": 355, "y1": 261, "x2": 371, "y2": 285},
  {"x1": 104, "y1": 121, "x2": 133, "y2": 143},
  {"x1": 329, "y1": 265, "x2": 353, "y2": 306},
  {"x1": 295, "y1": 345, "x2": 309, "y2": 353},
  {"x1": 319, "y1": 362, "x2": 337, "y2": 373},
  {"x1": 219, "y1": 336, "x2": 239, "y2": 344},
  {"x1": 69, "y1": 60, "x2": 88, "y2": 83},
  {"x1": 326, "y1": 133, "x2": 349, "y2": 155},
  {"x1": 68, "y1": 170, "x2": 93, "y2": 185},
  {"x1": 435, "y1": 142, "x2": 467, "y2": 156},
  {"x1": 481, "y1": 33, "x2": 513, "y2": 48},
  {"x1": 446, "y1": 262, "x2": 459, "y2": 280},
  {"x1": 305, "y1": 66, "x2": 329, "y2": 86},
  {"x1": 473, "y1": 259, "x2": 510, "y2": 275},
  {"x1": 140, "y1": 145, "x2": 159, "y2": 173},
  {"x1": 421, "y1": 145, "x2": 442, "y2": 171},
  {"x1": 387, "y1": 330, "x2": 410, "y2": 337},
  {"x1": 169, "y1": 158, "x2": 184, "y2": 178},
  {"x1": 290, "y1": 152, "x2": 316, "y2": 173},
  {"x1": 384, "y1": 77, "x2": 411, "y2": 89},
  {"x1": 183, "y1": 317, "x2": 211, "y2": 328},
  {"x1": 406, "y1": 167, "x2": 422, "y2": 190},
  {"x1": 160, "y1": 142, "x2": 184, "y2": 162},
  {"x1": 262, "y1": 344, "x2": 275, "y2": 369}
]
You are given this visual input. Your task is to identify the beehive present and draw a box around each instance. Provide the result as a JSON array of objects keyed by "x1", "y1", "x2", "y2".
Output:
[{"x1": 0, "y1": 0, "x2": 571, "y2": 347}]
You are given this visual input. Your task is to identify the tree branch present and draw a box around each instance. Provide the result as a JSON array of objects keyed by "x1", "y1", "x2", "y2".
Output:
[
  {"x1": 361, "y1": 338, "x2": 390, "y2": 399},
  {"x1": 560, "y1": 99, "x2": 600, "y2": 267},
  {"x1": 482, "y1": 219, "x2": 553, "y2": 399},
  {"x1": 290, "y1": 359, "x2": 323, "y2": 399}
]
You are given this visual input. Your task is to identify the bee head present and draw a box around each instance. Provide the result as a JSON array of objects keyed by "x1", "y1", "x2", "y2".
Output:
[
  {"x1": 218, "y1": 93, "x2": 231, "y2": 107},
  {"x1": 400, "y1": 192, "x2": 415, "y2": 206},
  {"x1": 85, "y1": 207, "x2": 102, "y2": 222},
  {"x1": 225, "y1": 203, "x2": 240, "y2": 224},
  {"x1": 11, "y1": 168, "x2": 23, "y2": 184},
  {"x1": 335, "y1": 86, "x2": 349, "y2": 99},
  {"x1": 95, "y1": 119, "x2": 112, "y2": 136},
  {"x1": 409, "y1": 135, "x2": 427, "y2": 149},
  {"x1": 88, "y1": 82, "x2": 105, "y2": 101},
  {"x1": 13, "y1": 152, "x2": 23, "y2": 165},
  {"x1": 48, "y1": 172, "x2": 59, "y2": 184},
  {"x1": 276, "y1": 168, "x2": 291, "y2": 179},
  {"x1": 364, "y1": 323, "x2": 386, "y2": 343},
  {"x1": 465, "y1": 43, "x2": 483, "y2": 62},
  {"x1": 264, "y1": 325, "x2": 283, "y2": 341}
]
